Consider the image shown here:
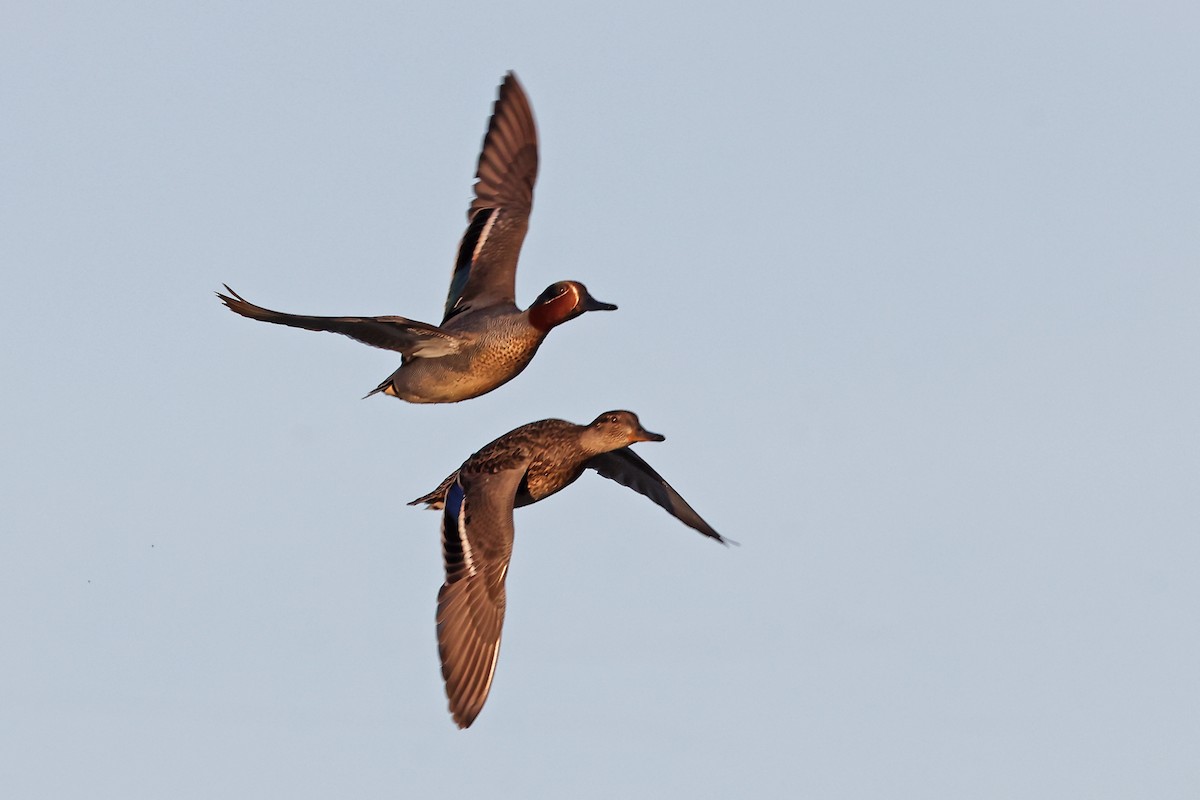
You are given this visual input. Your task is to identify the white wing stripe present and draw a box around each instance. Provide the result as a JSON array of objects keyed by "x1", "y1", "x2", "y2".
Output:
[
  {"x1": 457, "y1": 496, "x2": 478, "y2": 578},
  {"x1": 471, "y1": 209, "x2": 498, "y2": 265}
]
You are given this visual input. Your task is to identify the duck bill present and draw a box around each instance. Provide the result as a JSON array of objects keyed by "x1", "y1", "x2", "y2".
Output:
[
  {"x1": 582, "y1": 293, "x2": 618, "y2": 312},
  {"x1": 632, "y1": 427, "x2": 666, "y2": 443}
]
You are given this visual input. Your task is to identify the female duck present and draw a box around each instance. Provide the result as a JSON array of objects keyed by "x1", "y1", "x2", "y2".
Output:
[{"x1": 413, "y1": 410, "x2": 728, "y2": 728}]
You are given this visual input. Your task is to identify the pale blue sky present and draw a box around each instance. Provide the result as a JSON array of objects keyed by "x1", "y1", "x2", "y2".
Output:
[{"x1": 2, "y1": 2, "x2": 1198, "y2": 797}]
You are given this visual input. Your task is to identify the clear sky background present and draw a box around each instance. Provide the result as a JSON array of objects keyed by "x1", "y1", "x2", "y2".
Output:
[{"x1": 2, "y1": 2, "x2": 1198, "y2": 797}]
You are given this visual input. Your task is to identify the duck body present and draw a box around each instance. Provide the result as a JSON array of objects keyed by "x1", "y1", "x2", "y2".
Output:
[
  {"x1": 418, "y1": 411, "x2": 727, "y2": 728},
  {"x1": 412, "y1": 417, "x2": 593, "y2": 504},
  {"x1": 374, "y1": 304, "x2": 545, "y2": 404},
  {"x1": 217, "y1": 72, "x2": 616, "y2": 404}
]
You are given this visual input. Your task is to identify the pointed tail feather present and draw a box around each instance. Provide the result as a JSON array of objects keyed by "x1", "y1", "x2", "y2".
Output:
[{"x1": 363, "y1": 377, "x2": 394, "y2": 400}]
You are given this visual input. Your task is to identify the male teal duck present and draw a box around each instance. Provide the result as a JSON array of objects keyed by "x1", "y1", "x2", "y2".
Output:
[
  {"x1": 217, "y1": 72, "x2": 616, "y2": 403},
  {"x1": 411, "y1": 410, "x2": 728, "y2": 728}
]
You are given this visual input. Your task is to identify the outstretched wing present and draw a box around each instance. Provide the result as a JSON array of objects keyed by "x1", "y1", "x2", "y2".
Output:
[
  {"x1": 586, "y1": 448, "x2": 729, "y2": 544},
  {"x1": 218, "y1": 285, "x2": 464, "y2": 358},
  {"x1": 436, "y1": 452, "x2": 530, "y2": 728},
  {"x1": 443, "y1": 72, "x2": 538, "y2": 322}
]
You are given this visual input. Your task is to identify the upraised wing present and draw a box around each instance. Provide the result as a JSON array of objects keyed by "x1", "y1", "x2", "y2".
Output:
[{"x1": 443, "y1": 72, "x2": 538, "y2": 322}]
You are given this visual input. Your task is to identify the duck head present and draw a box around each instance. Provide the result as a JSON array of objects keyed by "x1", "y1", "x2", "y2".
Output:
[
  {"x1": 581, "y1": 410, "x2": 665, "y2": 454},
  {"x1": 527, "y1": 281, "x2": 617, "y2": 332}
]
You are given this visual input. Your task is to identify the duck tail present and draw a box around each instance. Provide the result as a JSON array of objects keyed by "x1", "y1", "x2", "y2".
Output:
[
  {"x1": 408, "y1": 472, "x2": 459, "y2": 509},
  {"x1": 363, "y1": 377, "x2": 395, "y2": 400}
]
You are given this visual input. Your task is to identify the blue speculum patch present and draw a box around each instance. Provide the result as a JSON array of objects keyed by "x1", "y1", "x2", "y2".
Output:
[
  {"x1": 441, "y1": 481, "x2": 468, "y2": 571},
  {"x1": 445, "y1": 481, "x2": 466, "y2": 522}
]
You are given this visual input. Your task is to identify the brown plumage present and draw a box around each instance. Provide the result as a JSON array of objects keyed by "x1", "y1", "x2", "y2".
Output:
[
  {"x1": 217, "y1": 72, "x2": 615, "y2": 404},
  {"x1": 422, "y1": 411, "x2": 728, "y2": 728}
]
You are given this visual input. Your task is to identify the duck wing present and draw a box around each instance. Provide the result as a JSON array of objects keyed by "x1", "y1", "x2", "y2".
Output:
[
  {"x1": 443, "y1": 72, "x2": 538, "y2": 322},
  {"x1": 436, "y1": 450, "x2": 530, "y2": 728},
  {"x1": 218, "y1": 285, "x2": 464, "y2": 358},
  {"x1": 586, "y1": 448, "x2": 728, "y2": 544}
]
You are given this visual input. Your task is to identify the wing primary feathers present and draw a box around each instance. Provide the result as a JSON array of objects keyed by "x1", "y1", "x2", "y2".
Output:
[{"x1": 586, "y1": 448, "x2": 733, "y2": 545}]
